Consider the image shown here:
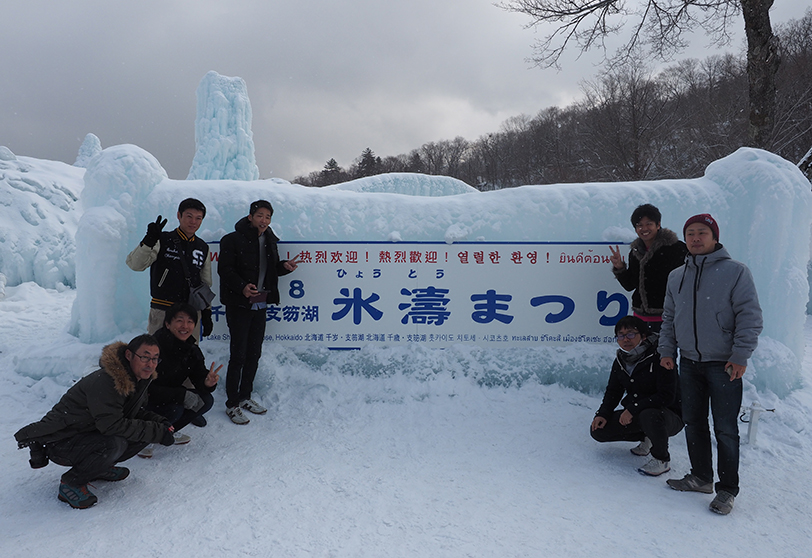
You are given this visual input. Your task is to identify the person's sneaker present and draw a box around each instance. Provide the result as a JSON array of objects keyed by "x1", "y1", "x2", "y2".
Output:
[
  {"x1": 667, "y1": 473, "x2": 714, "y2": 494},
  {"x1": 92, "y1": 466, "x2": 130, "y2": 482},
  {"x1": 191, "y1": 415, "x2": 207, "y2": 427},
  {"x1": 58, "y1": 483, "x2": 98, "y2": 509},
  {"x1": 138, "y1": 444, "x2": 154, "y2": 459},
  {"x1": 637, "y1": 458, "x2": 670, "y2": 476},
  {"x1": 709, "y1": 491, "x2": 736, "y2": 515},
  {"x1": 630, "y1": 437, "x2": 652, "y2": 456},
  {"x1": 240, "y1": 398, "x2": 267, "y2": 415},
  {"x1": 173, "y1": 432, "x2": 191, "y2": 445},
  {"x1": 227, "y1": 406, "x2": 250, "y2": 425}
]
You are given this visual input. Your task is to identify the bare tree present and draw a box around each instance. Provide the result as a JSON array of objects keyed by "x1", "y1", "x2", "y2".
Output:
[{"x1": 500, "y1": 0, "x2": 781, "y2": 148}]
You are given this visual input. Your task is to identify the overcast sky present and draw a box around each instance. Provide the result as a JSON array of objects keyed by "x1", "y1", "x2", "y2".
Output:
[{"x1": 1, "y1": 1, "x2": 800, "y2": 180}]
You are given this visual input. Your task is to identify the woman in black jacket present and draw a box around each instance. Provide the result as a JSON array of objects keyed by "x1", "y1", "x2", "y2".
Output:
[
  {"x1": 591, "y1": 316, "x2": 684, "y2": 477},
  {"x1": 609, "y1": 204, "x2": 687, "y2": 332}
]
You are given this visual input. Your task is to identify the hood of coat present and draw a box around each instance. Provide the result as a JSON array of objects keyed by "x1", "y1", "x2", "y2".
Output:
[
  {"x1": 100, "y1": 341, "x2": 157, "y2": 396},
  {"x1": 629, "y1": 227, "x2": 680, "y2": 263},
  {"x1": 686, "y1": 243, "x2": 729, "y2": 268},
  {"x1": 234, "y1": 215, "x2": 280, "y2": 243}
]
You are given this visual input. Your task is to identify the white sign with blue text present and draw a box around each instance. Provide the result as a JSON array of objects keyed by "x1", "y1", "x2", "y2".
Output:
[{"x1": 205, "y1": 241, "x2": 630, "y2": 349}]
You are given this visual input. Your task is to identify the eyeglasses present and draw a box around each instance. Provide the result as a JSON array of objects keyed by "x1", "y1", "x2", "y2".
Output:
[
  {"x1": 133, "y1": 353, "x2": 161, "y2": 365},
  {"x1": 614, "y1": 332, "x2": 640, "y2": 341}
]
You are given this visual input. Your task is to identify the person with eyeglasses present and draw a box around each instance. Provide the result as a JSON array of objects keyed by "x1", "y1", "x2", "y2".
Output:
[
  {"x1": 137, "y1": 303, "x2": 222, "y2": 458},
  {"x1": 590, "y1": 316, "x2": 683, "y2": 477},
  {"x1": 609, "y1": 204, "x2": 687, "y2": 333},
  {"x1": 14, "y1": 334, "x2": 177, "y2": 509}
]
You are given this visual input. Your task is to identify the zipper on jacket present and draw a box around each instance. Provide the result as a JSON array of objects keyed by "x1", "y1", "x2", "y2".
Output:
[
  {"x1": 158, "y1": 268, "x2": 169, "y2": 287},
  {"x1": 691, "y1": 255, "x2": 703, "y2": 361}
]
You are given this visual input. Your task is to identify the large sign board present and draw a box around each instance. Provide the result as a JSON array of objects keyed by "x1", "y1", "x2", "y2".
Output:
[{"x1": 204, "y1": 241, "x2": 630, "y2": 349}]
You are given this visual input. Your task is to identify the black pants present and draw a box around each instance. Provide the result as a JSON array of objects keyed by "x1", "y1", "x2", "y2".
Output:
[
  {"x1": 46, "y1": 433, "x2": 147, "y2": 486},
  {"x1": 225, "y1": 305, "x2": 267, "y2": 408},
  {"x1": 591, "y1": 407, "x2": 684, "y2": 462},
  {"x1": 147, "y1": 388, "x2": 214, "y2": 431}
]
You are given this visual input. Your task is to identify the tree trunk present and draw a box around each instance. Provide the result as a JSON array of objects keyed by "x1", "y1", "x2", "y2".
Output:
[{"x1": 741, "y1": 0, "x2": 781, "y2": 148}]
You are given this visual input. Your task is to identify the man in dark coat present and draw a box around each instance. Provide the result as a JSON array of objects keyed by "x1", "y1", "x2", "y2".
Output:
[
  {"x1": 138, "y1": 303, "x2": 221, "y2": 457},
  {"x1": 14, "y1": 335, "x2": 176, "y2": 509},
  {"x1": 218, "y1": 200, "x2": 300, "y2": 424},
  {"x1": 591, "y1": 316, "x2": 683, "y2": 477}
]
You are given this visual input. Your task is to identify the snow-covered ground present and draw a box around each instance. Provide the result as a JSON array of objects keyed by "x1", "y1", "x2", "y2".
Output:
[{"x1": 1, "y1": 283, "x2": 809, "y2": 558}]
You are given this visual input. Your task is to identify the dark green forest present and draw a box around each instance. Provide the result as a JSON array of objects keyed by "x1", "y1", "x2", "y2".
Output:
[{"x1": 295, "y1": 10, "x2": 812, "y2": 190}]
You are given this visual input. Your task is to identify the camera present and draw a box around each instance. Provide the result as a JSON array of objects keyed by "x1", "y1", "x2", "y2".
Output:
[{"x1": 19, "y1": 440, "x2": 49, "y2": 469}]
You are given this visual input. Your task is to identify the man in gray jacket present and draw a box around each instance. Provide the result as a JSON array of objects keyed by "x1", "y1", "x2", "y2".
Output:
[{"x1": 659, "y1": 214, "x2": 763, "y2": 515}]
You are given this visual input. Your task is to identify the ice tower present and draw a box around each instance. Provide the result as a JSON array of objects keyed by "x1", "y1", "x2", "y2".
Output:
[{"x1": 187, "y1": 71, "x2": 260, "y2": 181}]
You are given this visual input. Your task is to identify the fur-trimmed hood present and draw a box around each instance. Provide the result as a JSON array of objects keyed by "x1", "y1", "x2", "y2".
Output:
[
  {"x1": 101, "y1": 341, "x2": 157, "y2": 396},
  {"x1": 628, "y1": 228, "x2": 680, "y2": 264},
  {"x1": 612, "y1": 227, "x2": 687, "y2": 316}
]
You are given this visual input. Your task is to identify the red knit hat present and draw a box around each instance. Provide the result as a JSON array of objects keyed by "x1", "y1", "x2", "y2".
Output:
[{"x1": 683, "y1": 214, "x2": 719, "y2": 240}]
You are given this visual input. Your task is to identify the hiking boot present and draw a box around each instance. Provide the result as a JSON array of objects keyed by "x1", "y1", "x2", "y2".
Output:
[
  {"x1": 630, "y1": 437, "x2": 652, "y2": 456},
  {"x1": 58, "y1": 483, "x2": 98, "y2": 509},
  {"x1": 92, "y1": 466, "x2": 130, "y2": 482},
  {"x1": 138, "y1": 444, "x2": 154, "y2": 459},
  {"x1": 191, "y1": 415, "x2": 207, "y2": 427},
  {"x1": 709, "y1": 491, "x2": 736, "y2": 515},
  {"x1": 173, "y1": 432, "x2": 191, "y2": 445},
  {"x1": 667, "y1": 473, "x2": 714, "y2": 494},
  {"x1": 227, "y1": 406, "x2": 250, "y2": 425},
  {"x1": 240, "y1": 398, "x2": 267, "y2": 415},
  {"x1": 637, "y1": 458, "x2": 670, "y2": 477}
]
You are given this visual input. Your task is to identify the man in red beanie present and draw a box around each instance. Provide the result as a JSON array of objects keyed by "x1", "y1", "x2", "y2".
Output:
[{"x1": 659, "y1": 213, "x2": 762, "y2": 515}]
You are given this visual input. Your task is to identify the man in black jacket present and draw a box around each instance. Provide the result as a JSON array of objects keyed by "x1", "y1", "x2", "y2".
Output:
[
  {"x1": 14, "y1": 335, "x2": 176, "y2": 509},
  {"x1": 127, "y1": 198, "x2": 213, "y2": 342},
  {"x1": 137, "y1": 303, "x2": 221, "y2": 456},
  {"x1": 218, "y1": 200, "x2": 300, "y2": 424},
  {"x1": 591, "y1": 316, "x2": 684, "y2": 477}
]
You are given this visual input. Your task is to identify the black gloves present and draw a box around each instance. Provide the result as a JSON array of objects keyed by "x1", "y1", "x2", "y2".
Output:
[
  {"x1": 159, "y1": 425, "x2": 175, "y2": 446},
  {"x1": 201, "y1": 308, "x2": 213, "y2": 337},
  {"x1": 142, "y1": 215, "x2": 167, "y2": 248}
]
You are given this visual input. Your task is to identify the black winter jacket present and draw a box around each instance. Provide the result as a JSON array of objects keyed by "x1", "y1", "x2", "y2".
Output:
[
  {"x1": 596, "y1": 339, "x2": 681, "y2": 420},
  {"x1": 127, "y1": 228, "x2": 210, "y2": 309},
  {"x1": 613, "y1": 228, "x2": 687, "y2": 317},
  {"x1": 14, "y1": 343, "x2": 168, "y2": 446},
  {"x1": 149, "y1": 327, "x2": 216, "y2": 406},
  {"x1": 218, "y1": 217, "x2": 291, "y2": 308}
]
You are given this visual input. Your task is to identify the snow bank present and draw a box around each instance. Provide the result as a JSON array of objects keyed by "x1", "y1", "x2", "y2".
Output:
[
  {"x1": 0, "y1": 147, "x2": 84, "y2": 289},
  {"x1": 326, "y1": 173, "x2": 479, "y2": 196}
]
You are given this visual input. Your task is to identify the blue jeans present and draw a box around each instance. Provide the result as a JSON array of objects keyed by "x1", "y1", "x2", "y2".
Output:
[{"x1": 680, "y1": 358, "x2": 742, "y2": 496}]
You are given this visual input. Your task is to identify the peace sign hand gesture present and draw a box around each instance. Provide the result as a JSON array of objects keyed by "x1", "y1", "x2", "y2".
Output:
[{"x1": 609, "y1": 245, "x2": 626, "y2": 270}]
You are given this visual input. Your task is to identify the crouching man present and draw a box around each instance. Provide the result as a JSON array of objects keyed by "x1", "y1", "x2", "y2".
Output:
[
  {"x1": 14, "y1": 335, "x2": 176, "y2": 509},
  {"x1": 591, "y1": 316, "x2": 684, "y2": 477}
]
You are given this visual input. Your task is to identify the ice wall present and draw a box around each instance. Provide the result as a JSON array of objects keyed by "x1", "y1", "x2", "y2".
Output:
[
  {"x1": 67, "y1": 145, "x2": 811, "y2": 395},
  {"x1": 186, "y1": 71, "x2": 260, "y2": 181},
  {"x1": 68, "y1": 145, "x2": 168, "y2": 342}
]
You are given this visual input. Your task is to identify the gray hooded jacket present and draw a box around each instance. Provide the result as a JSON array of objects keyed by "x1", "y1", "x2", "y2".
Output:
[{"x1": 659, "y1": 245, "x2": 762, "y2": 366}]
